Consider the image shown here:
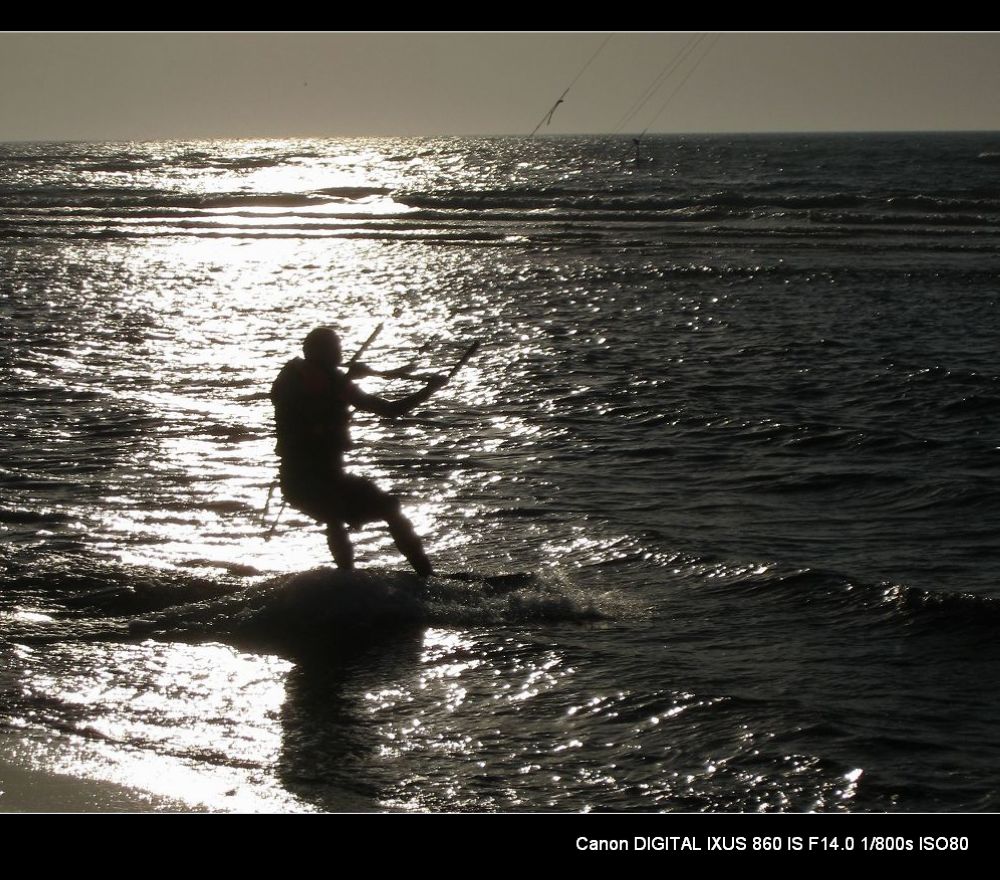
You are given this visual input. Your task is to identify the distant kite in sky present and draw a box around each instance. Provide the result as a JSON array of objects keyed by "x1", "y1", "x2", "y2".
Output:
[{"x1": 530, "y1": 35, "x2": 612, "y2": 136}]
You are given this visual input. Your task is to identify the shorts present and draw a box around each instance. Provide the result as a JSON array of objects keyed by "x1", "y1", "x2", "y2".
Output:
[{"x1": 279, "y1": 462, "x2": 398, "y2": 528}]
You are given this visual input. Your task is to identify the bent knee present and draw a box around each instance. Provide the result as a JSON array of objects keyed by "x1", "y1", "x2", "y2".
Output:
[
  {"x1": 383, "y1": 495, "x2": 412, "y2": 520},
  {"x1": 385, "y1": 497, "x2": 405, "y2": 519}
]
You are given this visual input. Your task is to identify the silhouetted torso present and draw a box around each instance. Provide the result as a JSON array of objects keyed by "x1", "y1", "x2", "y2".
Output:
[{"x1": 271, "y1": 357, "x2": 355, "y2": 471}]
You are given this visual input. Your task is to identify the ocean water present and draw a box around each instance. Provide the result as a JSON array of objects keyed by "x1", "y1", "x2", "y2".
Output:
[{"x1": 2, "y1": 133, "x2": 1000, "y2": 812}]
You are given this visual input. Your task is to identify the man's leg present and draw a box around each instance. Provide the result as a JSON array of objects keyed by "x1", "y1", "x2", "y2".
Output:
[
  {"x1": 386, "y1": 507, "x2": 433, "y2": 577},
  {"x1": 325, "y1": 520, "x2": 354, "y2": 570},
  {"x1": 339, "y1": 475, "x2": 434, "y2": 577},
  {"x1": 281, "y1": 464, "x2": 350, "y2": 568}
]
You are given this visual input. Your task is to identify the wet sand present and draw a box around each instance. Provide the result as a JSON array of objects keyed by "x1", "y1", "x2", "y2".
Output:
[{"x1": 0, "y1": 753, "x2": 192, "y2": 813}]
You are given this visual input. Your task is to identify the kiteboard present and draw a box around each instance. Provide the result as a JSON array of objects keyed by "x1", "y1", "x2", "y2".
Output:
[{"x1": 435, "y1": 570, "x2": 535, "y2": 595}]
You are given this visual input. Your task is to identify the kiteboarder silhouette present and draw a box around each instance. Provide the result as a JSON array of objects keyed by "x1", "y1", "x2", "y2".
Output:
[{"x1": 269, "y1": 326, "x2": 480, "y2": 577}]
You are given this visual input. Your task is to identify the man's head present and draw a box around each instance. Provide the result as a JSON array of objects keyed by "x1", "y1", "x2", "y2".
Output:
[{"x1": 303, "y1": 326, "x2": 342, "y2": 368}]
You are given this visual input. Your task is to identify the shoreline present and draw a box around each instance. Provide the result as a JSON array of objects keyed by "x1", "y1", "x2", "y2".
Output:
[{"x1": 0, "y1": 754, "x2": 194, "y2": 813}]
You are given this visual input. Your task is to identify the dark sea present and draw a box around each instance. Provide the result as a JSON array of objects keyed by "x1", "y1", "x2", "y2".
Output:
[{"x1": 2, "y1": 133, "x2": 1000, "y2": 813}]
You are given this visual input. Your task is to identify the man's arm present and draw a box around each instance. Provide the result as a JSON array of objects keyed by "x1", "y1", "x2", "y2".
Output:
[{"x1": 344, "y1": 374, "x2": 448, "y2": 419}]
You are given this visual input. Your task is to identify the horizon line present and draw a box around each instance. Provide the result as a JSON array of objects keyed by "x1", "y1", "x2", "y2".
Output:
[{"x1": 3, "y1": 128, "x2": 999, "y2": 146}]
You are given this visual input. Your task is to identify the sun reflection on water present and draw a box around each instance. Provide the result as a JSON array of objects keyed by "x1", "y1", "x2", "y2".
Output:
[
  {"x1": 13, "y1": 640, "x2": 310, "y2": 812},
  {"x1": 72, "y1": 226, "x2": 490, "y2": 573}
]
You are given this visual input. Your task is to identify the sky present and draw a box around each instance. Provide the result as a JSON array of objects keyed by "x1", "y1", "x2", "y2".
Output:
[{"x1": 1, "y1": 32, "x2": 998, "y2": 141}]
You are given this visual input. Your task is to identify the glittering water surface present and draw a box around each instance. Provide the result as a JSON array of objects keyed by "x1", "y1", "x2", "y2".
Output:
[{"x1": 3, "y1": 135, "x2": 1000, "y2": 811}]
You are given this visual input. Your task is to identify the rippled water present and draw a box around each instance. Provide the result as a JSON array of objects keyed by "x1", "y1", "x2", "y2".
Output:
[{"x1": 3, "y1": 134, "x2": 1000, "y2": 811}]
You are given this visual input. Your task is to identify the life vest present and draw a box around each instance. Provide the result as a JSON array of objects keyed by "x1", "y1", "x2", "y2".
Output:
[{"x1": 270, "y1": 357, "x2": 353, "y2": 461}]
